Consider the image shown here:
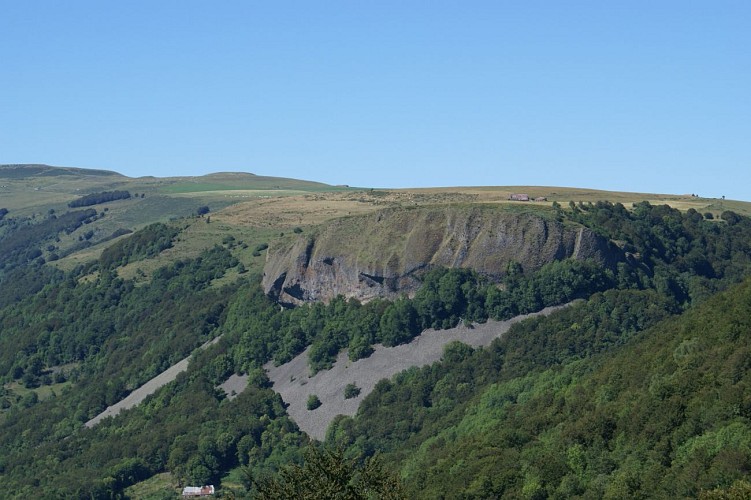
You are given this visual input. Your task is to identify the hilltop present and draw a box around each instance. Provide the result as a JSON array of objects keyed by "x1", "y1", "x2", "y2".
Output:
[{"x1": 2, "y1": 164, "x2": 747, "y2": 281}]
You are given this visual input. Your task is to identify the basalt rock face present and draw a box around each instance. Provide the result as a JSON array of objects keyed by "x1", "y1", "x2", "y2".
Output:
[{"x1": 263, "y1": 206, "x2": 621, "y2": 305}]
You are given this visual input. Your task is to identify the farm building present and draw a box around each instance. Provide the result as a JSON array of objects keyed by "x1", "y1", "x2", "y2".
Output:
[{"x1": 182, "y1": 485, "x2": 215, "y2": 497}]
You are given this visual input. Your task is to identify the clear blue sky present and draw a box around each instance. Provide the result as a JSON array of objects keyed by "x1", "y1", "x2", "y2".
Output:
[{"x1": 2, "y1": 1, "x2": 749, "y2": 200}]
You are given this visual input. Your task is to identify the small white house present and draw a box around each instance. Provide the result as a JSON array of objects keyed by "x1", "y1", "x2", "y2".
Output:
[{"x1": 182, "y1": 485, "x2": 215, "y2": 497}]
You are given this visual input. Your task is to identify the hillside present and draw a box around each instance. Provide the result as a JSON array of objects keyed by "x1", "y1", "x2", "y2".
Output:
[
  {"x1": 3, "y1": 164, "x2": 748, "y2": 278},
  {"x1": 262, "y1": 205, "x2": 620, "y2": 304},
  {"x1": 328, "y1": 278, "x2": 751, "y2": 498},
  {"x1": 266, "y1": 304, "x2": 569, "y2": 440},
  {"x1": 1, "y1": 165, "x2": 751, "y2": 498},
  {"x1": 0, "y1": 164, "x2": 352, "y2": 280}
]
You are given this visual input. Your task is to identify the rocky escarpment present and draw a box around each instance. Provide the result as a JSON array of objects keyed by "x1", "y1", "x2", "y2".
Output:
[{"x1": 263, "y1": 205, "x2": 622, "y2": 305}]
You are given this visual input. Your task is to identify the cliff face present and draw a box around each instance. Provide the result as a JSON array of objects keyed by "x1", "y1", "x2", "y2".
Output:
[{"x1": 262, "y1": 206, "x2": 621, "y2": 305}]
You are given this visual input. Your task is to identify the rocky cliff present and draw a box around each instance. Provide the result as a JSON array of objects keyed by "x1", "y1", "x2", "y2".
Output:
[{"x1": 262, "y1": 205, "x2": 621, "y2": 305}]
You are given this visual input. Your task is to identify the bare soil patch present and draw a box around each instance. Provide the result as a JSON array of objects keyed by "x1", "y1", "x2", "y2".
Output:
[{"x1": 218, "y1": 373, "x2": 249, "y2": 400}]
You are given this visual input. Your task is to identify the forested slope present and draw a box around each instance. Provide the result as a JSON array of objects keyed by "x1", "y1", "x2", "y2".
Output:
[
  {"x1": 326, "y1": 281, "x2": 751, "y2": 498},
  {"x1": 0, "y1": 196, "x2": 750, "y2": 498}
]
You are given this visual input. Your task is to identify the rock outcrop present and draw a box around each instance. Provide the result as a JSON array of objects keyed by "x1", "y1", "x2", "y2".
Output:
[{"x1": 263, "y1": 205, "x2": 621, "y2": 305}]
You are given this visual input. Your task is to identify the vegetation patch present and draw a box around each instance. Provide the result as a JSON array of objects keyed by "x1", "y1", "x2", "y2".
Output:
[
  {"x1": 99, "y1": 222, "x2": 180, "y2": 269},
  {"x1": 344, "y1": 383, "x2": 361, "y2": 399},
  {"x1": 306, "y1": 394, "x2": 322, "y2": 410},
  {"x1": 68, "y1": 190, "x2": 131, "y2": 208}
]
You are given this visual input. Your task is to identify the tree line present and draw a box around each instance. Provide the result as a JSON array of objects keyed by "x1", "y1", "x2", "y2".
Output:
[{"x1": 68, "y1": 190, "x2": 131, "y2": 208}]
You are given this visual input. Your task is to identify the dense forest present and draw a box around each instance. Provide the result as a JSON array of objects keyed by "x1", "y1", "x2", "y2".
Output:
[
  {"x1": 326, "y1": 279, "x2": 751, "y2": 498},
  {"x1": 0, "y1": 200, "x2": 750, "y2": 498}
]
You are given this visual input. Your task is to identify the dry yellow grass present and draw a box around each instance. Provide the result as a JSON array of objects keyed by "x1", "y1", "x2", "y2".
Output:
[
  {"x1": 213, "y1": 192, "x2": 398, "y2": 228},
  {"x1": 213, "y1": 186, "x2": 740, "y2": 230}
]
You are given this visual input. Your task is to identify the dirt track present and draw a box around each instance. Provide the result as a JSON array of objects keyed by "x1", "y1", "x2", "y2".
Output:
[{"x1": 265, "y1": 304, "x2": 570, "y2": 440}]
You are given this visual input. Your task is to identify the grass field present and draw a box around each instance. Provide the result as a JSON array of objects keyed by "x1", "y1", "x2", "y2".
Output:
[
  {"x1": 211, "y1": 185, "x2": 748, "y2": 233},
  {"x1": 3, "y1": 379, "x2": 73, "y2": 407},
  {"x1": 124, "y1": 472, "x2": 179, "y2": 499},
  {"x1": 4, "y1": 165, "x2": 747, "y2": 220}
]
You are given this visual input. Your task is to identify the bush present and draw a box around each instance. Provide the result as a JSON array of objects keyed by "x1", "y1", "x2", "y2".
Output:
[
  {"x1": 344, "y1": 383, "x2": 361, "y2": 399},
  {"x1": 307, "y1": 394, "x2": 322, "y2": 410}
]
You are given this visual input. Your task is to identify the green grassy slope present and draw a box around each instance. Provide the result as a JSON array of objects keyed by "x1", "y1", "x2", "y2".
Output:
[
  {"x1": 0, "y1": 164, "x2": 344, "y2": 217},
  {"x1": 0, "y1": 164, "x2": 350, "y2": 276}
]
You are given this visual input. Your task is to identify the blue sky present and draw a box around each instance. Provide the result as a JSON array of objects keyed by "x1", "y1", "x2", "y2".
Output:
[{"x1": 2, "y1": 1, "x2": 749, "y2": 200}]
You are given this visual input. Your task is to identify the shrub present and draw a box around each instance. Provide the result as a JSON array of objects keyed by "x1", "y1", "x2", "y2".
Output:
[
  {"x1": 307, "y1": 394, "x2": 322, "y2": 410},
  {"x1": 344, "y1": 383, "x2": 361, "y2": 399}
]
